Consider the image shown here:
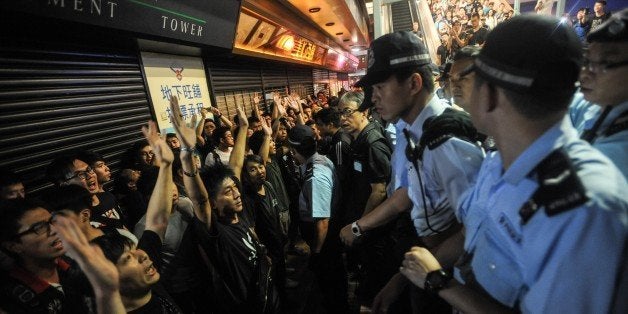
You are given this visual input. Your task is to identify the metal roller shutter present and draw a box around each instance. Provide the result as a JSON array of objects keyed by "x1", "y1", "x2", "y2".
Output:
[
  {"x1": 0, "y1": 41, "x2": 151, "y2": 195},
  {"x1": 287, "y1": 66, "x2": 314, "y2": 98},
  {"x1": 262, "y1": 65, "x2": 288, "y2": 88},
  {"x1": 207, "y1": 59, "x2": 263, "y2": 117}
]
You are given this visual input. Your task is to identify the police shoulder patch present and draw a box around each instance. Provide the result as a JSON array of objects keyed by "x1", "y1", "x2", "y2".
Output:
[{"x1": 519, "y1": 148, "x2": 589, "y2": 224}]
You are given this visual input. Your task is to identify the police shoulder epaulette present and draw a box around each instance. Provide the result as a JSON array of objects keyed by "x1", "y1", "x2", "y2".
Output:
[
  {"x1": 519, "y1": 148, "x2": 589, "y2": 224},
  {"x1": 418, "y1": 108, "x2": 478, "y2": 160},
  {"x1": 604, "y1": 109, "x2": 628, "y2": 137}
]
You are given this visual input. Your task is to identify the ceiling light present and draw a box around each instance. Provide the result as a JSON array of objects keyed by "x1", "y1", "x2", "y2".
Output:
[
  {"x1": 325, "y1": 22, "x2": 335, "y2": 27},
  {"x1": 309, "y1": 7, "x2": 321, "y2": 13},
  {"x1": 336, "y1": 32, "x2": 344, "y2": 35}
]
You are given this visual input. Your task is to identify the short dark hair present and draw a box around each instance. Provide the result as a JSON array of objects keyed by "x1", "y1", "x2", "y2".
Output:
[
  {"x1": 0, "y1": 169, "x2": 22, "y2": 189},
  {"x1": 200, "y1": 163, "x2": 237, "y2": 201},
  {"x1": 46, "y1": 153, "x2": 80, "y2": 186},
  {"x1": 314, "y1": 107, "x2": 341, "y2": 127},
  {"x1": 0, "y1": 198, "x2": 48, "y2": 244},
  {"x1": 91, "y1": 233, "x2": 135, "y2": 264},
  {"x1": 248, "y1": 130, "x2": 266, "y2": 155},
  {"x1": 212, "y1": 126, "x2": 231, "y2": 144},
  {"x1": 44, "y1": 185, "x2": 92, "y2": 214},
  {"x1": 166, "y1": 133, "x2": 177, "y2": 139},
  {"x1": 77, "y1": 150, "x2": 105, "y2": 168},
  {"x1": 474, "y1": 75, "x2": 575, "y2": 119},
  {"x1": 471, "y1": 13, "x2": 480, "y2": 19},
  {"x1": 393, "y1": 65, "x2": 436, "y2": 94},
  {"x1": 595, "y1": 0, "x2": 606, "y2": 5},
  {"x1": 248, "y1": 117, "x2": 260, "y2": 125},
  {"x1": 453, "y1": 46, "x2": 481, "y2": 61}
]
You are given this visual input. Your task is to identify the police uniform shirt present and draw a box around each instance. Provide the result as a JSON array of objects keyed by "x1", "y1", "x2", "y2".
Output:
[
  {"x1": 395, "y1": 95, "x2": 484, "y2": 237},
  {"x1": 458, "y1": 117, "x2": 628, "y2": 312},
  {"x1": 569, "y1": 92, "x2": 628, "y2": 178},
  {"x1": 298, "y1": 153, "x2": 335, "y2": 222}
]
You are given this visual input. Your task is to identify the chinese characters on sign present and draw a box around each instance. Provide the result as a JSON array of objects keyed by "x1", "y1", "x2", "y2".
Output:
[{"x1": 141, "y1": 52, "x2": 214, "y2": 134}]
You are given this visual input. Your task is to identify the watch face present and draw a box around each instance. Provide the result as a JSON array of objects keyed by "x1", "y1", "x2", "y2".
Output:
[{"x1": 426, "y1": 269, "x2": 451, "y2": 293}]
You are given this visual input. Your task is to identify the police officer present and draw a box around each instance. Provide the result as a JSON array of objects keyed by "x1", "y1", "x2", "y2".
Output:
[
  {"x1": 396, "y1": 15, "x2": 628, "y2": 313},
  {"x1": 570, "y1": 8, "x2": 628, "y2": 178},
  {"x1": 339, "y1": 31, "x2": 485, "y2": 312}
]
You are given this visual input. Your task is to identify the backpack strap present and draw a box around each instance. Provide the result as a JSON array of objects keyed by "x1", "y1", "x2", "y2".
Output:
[{"x1": 519, "y1": 148, "x2": 589, "y2": 224}]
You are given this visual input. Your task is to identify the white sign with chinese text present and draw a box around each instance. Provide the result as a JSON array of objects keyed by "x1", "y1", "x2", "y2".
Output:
[{"x1": 141, "y1": 52, "x2": 213, "y2": 134}]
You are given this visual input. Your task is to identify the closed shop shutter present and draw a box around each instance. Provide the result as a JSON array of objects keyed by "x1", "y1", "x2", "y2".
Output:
[
  {"x1": 262, "y1": 65, "x2": 288, "y2": 88},
  {"x1": 207, "y1": 59, "x2": 263, "y2": 118},
  {"x1": 0, "y1": 41, "x2": 151, "y2": 195},
  {"x1": 287, "y1": 66, "x2": 314, "y2": 98}
]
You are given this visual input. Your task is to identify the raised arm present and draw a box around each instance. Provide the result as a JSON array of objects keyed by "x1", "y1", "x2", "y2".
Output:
[
  {"x1": 258, "y1": 116, "x2": 272, "y2": 165},
  {"x1": 52, "y1": 216, "x2": 125, "y2": 314},
  {"x1": 141, "y1": 120, "x2": 175, "y2": 241},
  {"x1": 212, "y1": 106, "x2": 233, "y2": 130},
  {"x1": 195, "y1": 108, "x2": 208, "y2": 146},
  {"x1": 229, "y1": 105, "x2": 249, "y2": 181},
  {"x1": 169, "y1": 96, "x2": 212, "y2": 229}
]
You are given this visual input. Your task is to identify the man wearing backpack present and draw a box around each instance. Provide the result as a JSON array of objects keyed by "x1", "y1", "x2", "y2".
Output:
[{"x1": 339, "y1": 31, "x2": 485, "y2": 313}]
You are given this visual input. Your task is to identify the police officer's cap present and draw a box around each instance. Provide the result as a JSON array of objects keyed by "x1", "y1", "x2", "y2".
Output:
[
  {"x1": 288, "y1": 125, "x2": 315, "y2": 147},
  {"x1": 355, "y1": 31, "x2": 432, "y2": 89},
  {"x1": 587, "y1": 8, "x2": 628, "y2": 42},
  {"x1": 473, "y1": 15, "x2": 582, "y2": 94}
]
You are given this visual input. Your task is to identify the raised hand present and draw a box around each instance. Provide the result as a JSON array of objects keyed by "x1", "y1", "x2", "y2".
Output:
[
  {"x1": 236, "y1": 104, "x2": 249, "y2": 127},
  {"x1": 52, "y1": 216, "x2": 125, "y2": 313},
  {"x1": 169, "y1": 95, "x2": 198, "y2": 150},
  {"x1": 260, "y1": 114, "x2": 272, "y2": 136},
  {"x1": 142, "y1": 120, "x2": 174, "y2": 166},
  {"x1": 253, "y1": 92, "x2": 262, "y2": 105}
]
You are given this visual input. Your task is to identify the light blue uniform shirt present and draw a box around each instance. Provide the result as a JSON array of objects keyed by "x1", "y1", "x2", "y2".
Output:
[
  {"x1": 459, "y1": 117, "x2": 628, "y2": 313},
  {"x1": 569, "y1": 92, "x2": 628, "y2": 179},
  {"x1": 299, "y1": 153, "x2": 335, "y2": 221},
  {"x1": 392, "y1": 95, "x2": 484, "y2": 236}
]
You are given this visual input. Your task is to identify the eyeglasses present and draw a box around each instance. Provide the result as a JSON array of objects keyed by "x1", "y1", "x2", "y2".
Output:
[
  {"x1": 338, "y1": 108, "x2": 359, "y2": 117},
  {"x1": 13, "y1": 215, "x2": 55, "y2": 238},
  {"x1": 65, "y1": 166, "x2": 95, "y2": 181},
  {"x1": 582, "y1": 58, "x2": 628, "y2": 74}
]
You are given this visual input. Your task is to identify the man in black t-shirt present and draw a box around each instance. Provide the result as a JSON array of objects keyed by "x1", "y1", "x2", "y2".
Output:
[
  {"x1": 170, "y1": 99, "x2": 279, "y2": 314},
  {"x1": 46, "y1": 153, "x2": 126, "y2": 230},
  {"x1": 465, "y1": 13, "x2": 489, "y2": 46},
  {"x1": 92, "y1": 121, "x2": 182, "y2": 313},
  {"x1": 337, "y1": 91, "x2": 394, "y2": 308},
  {"x1": 242, "y1": 154, "x2": 289, "y2": 298}
]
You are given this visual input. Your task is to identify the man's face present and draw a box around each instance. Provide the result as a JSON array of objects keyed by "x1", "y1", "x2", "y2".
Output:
[
  {"x1": 116, "y1": 245, "x2": 159, "y2": 296},
  {"x1": 276, "y1": 124, "x2": 288, "y2": 142},
  {"x1": 316, "y1": 121, "x2": 333, "y2": 137},
  {"x1": 93, "y1": 160, "x2": 111, "y2": 184},
  {"x1": 594, "y1": 2, "x2": 603, "y2": 13},
  {"x1": 580, "y1": 42, "x2": 628, "y2": 106},
  {"x1": 1, "y1": 183, "x2": 25, "y2": 200},
  {"x1": 66, "y1": 159, "x2": 99, "y2": 194},
  {"x1": 245, "y1": 161, "x2": 266, "y2": 187},
  {"x1": 269, "y1": 139, "x2": 277, "y2": 156},
  {"x1": 214, "y1": 177, "x2": 243, "y2": 217},
  {"x1": 222, "y1": 131, "x2": 235, "y2": 147},
  {"x1": 251, "y1": 122, "x2": 262, "y2": 132},
  {"x1": 338, "y1": 100, "x2": 366, "y2": 136},
  {"x1": 166, "y1": 137, "x2": 180, "y2": 150},
  {"x1": 139, "y1": 145, "x2": 154, "y2": 166},
  {"x1": 6, "y1": 208, "x2": 65, "y2": 261},
  {"x1": 577, "y1": 10, "x2": 585, "y2": 19},
  {"x1": 441, "y1": 34, "x2": 450, "y2": 44},
  {"x1": 371, "y1": 75, "x2": 413, "y2": 122},
  {"x1": 471, "y1": 16, "x2": 480, "y2": 28},
  {"x1": 450, "y1": 58, "x2": 476, "y2": 110},
  {"x1": 204, "y1": 121, "x2": 216, "y2": 136}
]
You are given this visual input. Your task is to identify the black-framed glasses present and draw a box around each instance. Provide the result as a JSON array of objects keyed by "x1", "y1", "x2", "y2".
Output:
[
  {"x1": 13, "y1": 215, "x2": 55, "y2": 238},
  {"x1": 582, "y1": 58, "x2": 628, "y2": 74},
  {"x1": 65, "y1": 166, "x2": 95, "y2": 181},
  {"x1": 339, "y1": 107, "x2": 358, "y2": 117}
]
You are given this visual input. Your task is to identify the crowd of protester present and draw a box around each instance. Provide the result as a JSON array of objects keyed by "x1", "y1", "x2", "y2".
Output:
[{"x1": 1, "y1": 7, "x2": 627, "y2": 314}]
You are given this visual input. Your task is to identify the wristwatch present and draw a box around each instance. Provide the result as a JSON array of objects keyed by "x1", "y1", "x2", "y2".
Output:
[
  {"x1": 425, "y1": 269, "x2": 453, "y2": 294},
  {"x1": 351, "y1": 221, "x2": 362, "y2": 237}
]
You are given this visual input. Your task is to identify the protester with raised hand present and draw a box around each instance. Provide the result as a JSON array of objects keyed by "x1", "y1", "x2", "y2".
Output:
[
  {"x1": 53, "y1": 215, "x2": 125, "y2": 314},
  {"x1": 169, "y1": 95, "x2": 279, "y2": 314}
]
